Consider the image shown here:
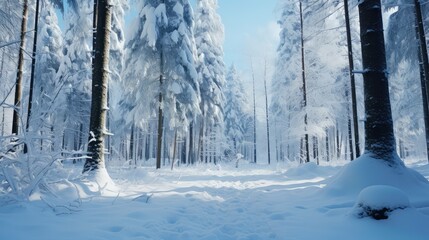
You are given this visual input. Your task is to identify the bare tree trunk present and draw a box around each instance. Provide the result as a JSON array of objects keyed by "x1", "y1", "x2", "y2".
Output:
[
  {"x1": 197, "y1": 118, "x2": 204, "y2": 163},
  {"x1": 414, "y1": 0, "x2": 429, "y2": 163},
  {"x1": 156, "y1": 49, "x2": 164, "y2": 169},
  {"x1": 299, "y1": 0, "x2": 310, "y2": 163},
  {"x1": 82, "y1": 0, "x2": 112, "y2": 173},
  {"x1": 129, "y1": 124, "x2": 135, "y2": 165},
  {"x1": 171, "y1": 130, "x2": 177, "y2": 170},
  {"x1": 325, "y1": 128, "x2": 330, "y2": 162},
  {"x1": 24, "y1": 0, "x2": 41, "y2": 152},
  {"x1": 358, "y1": 0, "x2": 397, "y2": 162},
  {"x1": 251, "y1": 61, "x2": 257, "y2": 163},
  {"x1": 345, "y1": 87, "x2": 355, "y2": 160},
  {"x1": 12, "y1": 0, "x2": 29, "y2": 137},
  {"x1": 188, "y1": 122, "x2": 194, "y2": 165},
  {"x1": 343, "y1": 0, "x2": 361, "y2": 158},
  {"x1": 263, "y1": 60, "x2": 271, "y2": 164}
]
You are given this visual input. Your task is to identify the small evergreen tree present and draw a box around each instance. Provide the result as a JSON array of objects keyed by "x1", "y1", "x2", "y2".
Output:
[{"x1": 224, "y1": 65, "x2": 251, "y2": 156}]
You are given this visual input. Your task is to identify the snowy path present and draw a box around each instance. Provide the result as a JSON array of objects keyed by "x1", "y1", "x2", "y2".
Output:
[{"x1": 1, "y1": 161, "x2": 429, "y2": 240}]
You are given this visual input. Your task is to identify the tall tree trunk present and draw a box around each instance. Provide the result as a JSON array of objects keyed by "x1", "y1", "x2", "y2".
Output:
[
  {"x1": 251, "y1": 61, "x2": 257, "y2": 163},
  {"x1": 325, "y1": 128, "x2": 330, "y2": 162},
  {"x1": 344, "y1": 0, "x2": 361, "y2": 158},
  {"x1": 12, "y1": 0, "x2": 29, "y2": 137},
  {"x1": 358, "y1": 0, "x2": 397, "y2": 162},
  {"x1": 171, "y1": 130, "x2": 177, "y2": 170},
  {"x1": 1, "y1": 110, "x2": 5, "y2": 136},
  {"x1": 82, "y1": 0, "x2": 112, "y2": 173},
  {"x1": 299, "y1": 0, "x2": 310, "y2": 163},
  {"x1": 345, "y1": 88, "x2": 354, "y2": 160},
  {"x1": 181, "y1": 137, "x2": 187, "y2": 164},
  {"x1": 263, "y1": 60, "x2": 271, "y2": 164},
  {"x1": 414, "y1": 0, "x2": 429, "y2": 163},
  {"x1": 24, "y1": 0, "x2": 41, "y2": 151},
  {"x1": 156, "y1": 49, "x2": 164, "y2": 169},
  {"x1": 197, "y1": 118, "x2": 204, "y2": 163},
  {"x1": 129, "y1": 124, "x2": 135, "y2": 165},
  {"x1": 188, "y1": 122, "x2": 194, "y2": 165}
]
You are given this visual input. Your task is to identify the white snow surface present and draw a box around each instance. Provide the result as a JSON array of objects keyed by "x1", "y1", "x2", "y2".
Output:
[{"x1": 1, "y1": 157, "x2": 429, "y2": 240}]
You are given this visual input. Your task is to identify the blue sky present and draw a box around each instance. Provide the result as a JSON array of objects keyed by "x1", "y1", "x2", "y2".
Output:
[{"x1": 203, "y1": 0, "x2": 279, "y2": 68}]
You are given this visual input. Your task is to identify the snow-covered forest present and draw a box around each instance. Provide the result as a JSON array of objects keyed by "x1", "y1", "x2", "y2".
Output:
[{"x1": 1, "y1": 0, "x2": 429, "y2": 239}]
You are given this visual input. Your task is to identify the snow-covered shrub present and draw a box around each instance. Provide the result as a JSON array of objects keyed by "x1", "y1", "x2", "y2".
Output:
[{"x1": 351, "y1": 185, "x2": 410, "y2": 220}]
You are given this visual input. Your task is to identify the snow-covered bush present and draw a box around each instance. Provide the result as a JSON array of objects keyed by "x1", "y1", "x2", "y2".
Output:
[{"x1": 351, "y1": 185, "x2": 410, "y2": 220}]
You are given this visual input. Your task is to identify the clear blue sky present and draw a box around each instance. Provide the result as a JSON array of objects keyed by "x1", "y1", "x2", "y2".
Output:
[{"x1": 200, "y1": 0, "x2": 279, "y2": 68}]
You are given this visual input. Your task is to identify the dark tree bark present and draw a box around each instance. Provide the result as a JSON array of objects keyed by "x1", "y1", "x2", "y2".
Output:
[
  {"x1": 12, "y1": 0, "x2": 29, "y2": 136},
  {"x1": 414, "y1": 0, "x2": 429, "y2": 163},
  {"x1": 24, "y1": 0, "x2": 41, "y2": 149},
  {"x1": 129, "y1": 124, "x2": 135, "y2": 164},
  {"x1": 188, "y1": 122, "x2": 194, "y2": 165},
  {"x1": 358, "y1": 0, "x2": 397, "y2": 162},
  {"x1": 82, "y1": 0, "x2": 112, "y2": 173},
  {"x1": 156, "y1": 54, "x2": 164, "y2": 169},
  {"x1": 343, "y1": 0, "x2": 361, "y2": 159},
  {"x1": 299, "y1": 0, "x2": 310, "y2": 163}
]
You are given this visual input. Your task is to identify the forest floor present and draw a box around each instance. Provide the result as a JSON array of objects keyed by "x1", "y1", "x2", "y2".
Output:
[{"x1": 1, "y1": 158, "x2": 429, "y2": 240}]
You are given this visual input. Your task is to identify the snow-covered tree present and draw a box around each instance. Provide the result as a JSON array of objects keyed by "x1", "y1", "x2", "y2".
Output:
[
  {"x1": 224, "y1": 65, "x2": 251, "y2": 155},
  {"x1": 386, "y1": 2, "x2": 429, "y2": 158},
  {"x1": 33, "y1": 1, "x2": 63, "y2": 121},
  {"x1": 272, "y1": 0, "x2": 357, "y2": 162},
  {"x1": 270, "y1": 0, "x2": 302, "y2": 161},
  {"x1": 0, "y1": 0, "x2": 22, "y2": 135},
  {"x1": 123, "y1": 0, "x2": 200, "y2": 168},
  {"x1": 56, "y1": 0, "x2": 93, "y2": 152},
  {"x1": 194, "y1": 0, "x2": 225, "y2": 162}
]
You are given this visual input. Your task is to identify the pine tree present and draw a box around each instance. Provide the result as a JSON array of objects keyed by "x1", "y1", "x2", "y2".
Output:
[
  {"x1": 123, "y1": 0, "x2": 200, "y2": 169},
  {"x1": 194, "y1": 0, "x2": 225, "y2": 163},
  {"x1": 224, "y1": 65, "x2": 251, "y2": 157},
  {"x1": 57, "y1": 0, "x2": 93, "y2": 153},
  {"x1": 386, "y1": 1, "x2": 428, "y2": 159}
]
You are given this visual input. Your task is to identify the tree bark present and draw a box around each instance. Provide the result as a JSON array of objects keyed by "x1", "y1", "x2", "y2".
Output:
[
  {"x1": 188, "y1": 122, "x2": 194, "y2": 165},
  {"x1": 299, "y1": 0, "x2": 310, "y2": 163},
  {"x1": 82, "y1": 0, "x2": 112, "y2": 173},
  {"x1": 263, "y1": 60, "x2": 271, "y2": 164},
  {"x1": 24, "y1": 0, "x2": 41, "y2": 151},
  {"x1": 129, "y1": 124, "x2": 135, "y2": 165},
  {"x1": 171, "y1": 130, "x2": 177, "y2": 170},
  {"x1": 251, "y1": 61, "x2": 257, "y2": 163},
  {"x1": 343, "y1": 0, "x2": 361, "y2": 158},
  {"x1": 358, "y1": 0, "x2": 397, "y2": 162},
  {"x1": 414, "y1": 0, "x2": 429, "y2": 163},
  {"x1": 12, "y1": 0, "x2": 29, "y2": 137},
  {"x1": 156, "y1": 52, "x2": 164, "y2": 169},
  {"x1": 345, "y1": 88, "x2": 354, "y2": 160}
]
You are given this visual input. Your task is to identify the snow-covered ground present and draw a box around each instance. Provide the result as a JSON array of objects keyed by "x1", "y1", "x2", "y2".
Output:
[{"x1": 1, "y1": 157, "x2": 429, "y2": 240}]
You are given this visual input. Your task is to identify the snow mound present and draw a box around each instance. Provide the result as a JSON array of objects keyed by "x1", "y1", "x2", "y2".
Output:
[
  {"x1": 323, "y1": 154, "x2": 429, "y2": 202},
  {"x1": 351, "y1": 185, "x2": 410, "y2": 220},
  {"x1": 76, "y1": 168, "x2": 118, "y2": 197},
  {"x1": 284, "y1": 162, "x2": 337, "y2": 179}
]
